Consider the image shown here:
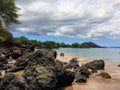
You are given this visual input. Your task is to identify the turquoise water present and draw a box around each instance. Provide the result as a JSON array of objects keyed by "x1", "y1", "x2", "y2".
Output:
[{"x1": 57, "y1": 48, "x2": 120, "y2": 62}]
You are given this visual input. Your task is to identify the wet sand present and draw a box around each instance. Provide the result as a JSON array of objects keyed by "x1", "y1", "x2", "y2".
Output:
[{"x1": 57, "y1": 53, "x2": 120, "y2": 90}]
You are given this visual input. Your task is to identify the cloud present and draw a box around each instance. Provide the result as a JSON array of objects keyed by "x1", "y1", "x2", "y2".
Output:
[{"x1": 11, "y1": 0, "x2": 120, "y2": 39}]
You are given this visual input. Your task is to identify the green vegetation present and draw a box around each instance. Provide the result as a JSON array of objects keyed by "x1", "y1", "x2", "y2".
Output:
[
  {"x1": 13, "y1": 36, "x2": 102, "y2": 48},
  {"x1": 0, "y1": 20, "x2": 13, "y2": 43},
  {"x1": 0, "y1": 0, "x2": 20, "y2": 25}
]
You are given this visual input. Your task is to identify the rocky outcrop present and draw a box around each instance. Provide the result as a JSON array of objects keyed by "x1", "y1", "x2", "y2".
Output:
[
  {"x1": 23, "y1": 50, "x2": 74, "y2": 90},
  {"x1": 74, "y1": 66, "x2": 91, "y2": 83},
  {"x1": 11, "y1": 47, "x2": 23, "y2": 59},
  {"x1": 55, "y1": 60, "x2": 75, "y2": 88},
  {"x1": 15, "y1": 52, "x2": 32, "y2": 68},
  {"x1": 69, "y1": 58, "x2": 79, "y2": 69},
  {"x1": 0, "y1": 54, "x2": 7, "y2": 64},
  {"x1": 0, "y1": 73, "x2": 26, "y2": 90},
  {"x1": 85, "y1": 60, "x2": 105, "y2": 73}
]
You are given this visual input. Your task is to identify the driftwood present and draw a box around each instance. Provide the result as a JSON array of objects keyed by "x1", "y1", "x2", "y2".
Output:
[{"x1": 6, "y1": 66, "x2": 25, "y2": 72}]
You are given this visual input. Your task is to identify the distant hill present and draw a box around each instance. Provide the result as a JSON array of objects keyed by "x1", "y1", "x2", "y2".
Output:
[{"x1": 79, "y1": 42, "x2": 102, "y2": 48}]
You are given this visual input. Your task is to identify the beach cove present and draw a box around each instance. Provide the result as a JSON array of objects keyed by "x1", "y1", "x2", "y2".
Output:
[{"x1": 57, "y1": 53, "x2": 120, "y2": 90}]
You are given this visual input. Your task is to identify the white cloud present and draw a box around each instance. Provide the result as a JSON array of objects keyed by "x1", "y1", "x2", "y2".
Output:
[{"x1": 11, "y1": 0, "x2": 120, "y2": 39}]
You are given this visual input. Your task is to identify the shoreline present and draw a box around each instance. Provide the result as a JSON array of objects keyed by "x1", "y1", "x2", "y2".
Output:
[{"x1": 57, "y1": 53, "x2": 120, "y2": 90}]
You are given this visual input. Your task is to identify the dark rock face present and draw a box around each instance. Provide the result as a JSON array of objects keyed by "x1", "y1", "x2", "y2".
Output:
[
  {"x1": 98, "y1": 72, "x2": 111, "y2": 79},
  {"x1": 23, "y1": 50, "x2": 74, "y2": 90},
  {"x1": 15, "y1": 52, "x2": 31, "y2": 67},
  {"x1": 74, "y1": 66, "x2": 91, "y2": 83},
  {"x1": 32, "y1": 49, "x2": 57, "y2": 59},
  {"x1": 0, "y1": 73, "x2": 26, "y2": 90},
  {"x1": 23, "y1": 53, "x2": 57, "y2": 90},
  {"x1": 11, "y1": 47, "x2": 22, "y2": 59},
  {"x1": 0, "y1": 54, "x2": 7, "y2": 64},
  {"x1": 69, "y1": 58, "x2": 79, "y2": 69},
  {"x1": 0, "y1": 55, "x2": 7, "y2": 62},
  {"x1": 85, "y1": 60, "x2": 105, "y2": 73},
  {"x1": 2, "y1": 50, "x2": 12, "y2": 59},
  {"x1": 0, "y1": 64, "x2": 13, "y2": 70},
  {"x1": 55, "y1": 60, "x2": 75, "y2": 88}
]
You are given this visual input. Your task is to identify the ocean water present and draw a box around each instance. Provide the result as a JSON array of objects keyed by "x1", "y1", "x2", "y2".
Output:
[{"x1": 57, "y1": 48, "x2": 120, "y2": 62}]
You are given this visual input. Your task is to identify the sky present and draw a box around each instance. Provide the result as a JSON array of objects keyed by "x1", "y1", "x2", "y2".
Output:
[{"x1": 10, "y1": 0, "x2": 120, "y2": 47}]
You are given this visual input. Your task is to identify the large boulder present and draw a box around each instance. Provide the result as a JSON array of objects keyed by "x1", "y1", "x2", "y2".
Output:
[
  {"x1": 23, "y1": 50, "x2": 74, "y2": 90},
  {"x1": 55, "y1": 60, "x2": 75, "y2": 88},
  {"x1": 85, "y1": 60, "x2": 105, "y2": 73},
  {"x1": 23, "y1": 53, "x2": 57, "y2": 90},
  {"x1": 32, "y1": 49, "x2": 57, "y2": 59},
  {"x1": 0, "y1": 73, "x2": 26, "y2": 90},
  {"x1": 15, "y1": 52, "x2": 32, "y2": 67},
  {"x1": 11, "y1": 47, "x2": 22, "y2": 59},
  {"x1": 74, "y1": 66, "x2": 91, "y2": 83}
]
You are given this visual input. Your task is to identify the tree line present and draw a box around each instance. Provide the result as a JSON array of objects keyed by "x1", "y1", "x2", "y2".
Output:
[{"x1": 13, "y1": 36, "x2": 101, "y2": 48}]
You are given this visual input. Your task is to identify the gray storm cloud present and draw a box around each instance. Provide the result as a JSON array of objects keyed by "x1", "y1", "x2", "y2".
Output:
[{"x1": 11, "y1": 0, "x2": 120, "y2": 39}]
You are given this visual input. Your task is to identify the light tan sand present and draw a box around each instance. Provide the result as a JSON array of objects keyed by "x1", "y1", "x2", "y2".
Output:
[
  {"x1": 57, "y1": 53, "x2": 120, "y2": 90},
  {"x1": 15, "y1": 70, "x2": 24, "y2": 75}
]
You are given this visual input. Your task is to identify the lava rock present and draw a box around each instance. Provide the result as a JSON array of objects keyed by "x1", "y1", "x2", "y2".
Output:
[
  {"x1": 85, "y1": 60, "x2": 105, "y2": 73},
  {"x1": 69, "y1": 58, "x2": 79, "y2": 69},
  {"x1": 74, "y1": 66, "x2": 91, "y2": 83},
  {"x1": 55, "y1": 60, "x2": 75, "y2": 87},
  {"x1": 23, "y1": 49, "x2": 74, "y2": 90},
  {"x1": 98, "y1": 72, "x2": 111, "y2": 79},
  {"x1": 23, "y1": 62, "x2": 57, "y2": 90},
  {"x1": 11, "y1": 47, "x2": 22, "y2": 59},
  {"x1": 0, "y1": 73, "x2": 26, "y2": 90}
]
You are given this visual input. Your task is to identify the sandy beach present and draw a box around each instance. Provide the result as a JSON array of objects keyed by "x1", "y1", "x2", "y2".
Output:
[{"x1": 57, "y1": 53, "x2": 120, "y2": 90}]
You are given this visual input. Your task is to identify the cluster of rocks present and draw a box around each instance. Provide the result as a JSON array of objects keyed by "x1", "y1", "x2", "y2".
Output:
[
  {"x1": 0, "y1": 45, "x2": 112, "y2": 90},
  {"x1": 64, "y1": 57, "x2": 111, "y2": 83},
  {"x1": 0, "y1": 46, "x2": 74, "y2": 90}
]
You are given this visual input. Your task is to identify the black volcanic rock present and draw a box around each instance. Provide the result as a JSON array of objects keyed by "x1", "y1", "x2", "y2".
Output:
[
  {"x1": 22, "y1": 49, "x2": 74, "y2": 90},
  {"x1": 98, "y1": 72, "x2": 111, "y2": 79},
  {"x1": 0, "y1": 73, "x2": 26, "y2": 90},
  {"x1": 74, "y1": 66, "x2": 91, "y2": 83},
  {"x1": 85, "y1": 60, "x2": 105, "y2": 73},
  {"x1": 69, "y1": 58, "x2": 79, "y2": 69}
]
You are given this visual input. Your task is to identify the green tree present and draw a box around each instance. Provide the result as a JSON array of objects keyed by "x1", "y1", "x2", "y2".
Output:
[
  {"x1": 0, "y1": 20, "x2": 13, "y2": 43},
  {"x1": 71, "y1": 42, "x2": 80, "y2": 48},
  {"x1": 43, "y1": 41, "x2": 56, "y2": 49},
  {"x1": 14, "y1": 36, "x2": 29, "y2": 44},
  {"x1": 0, "y1": 0, "x2": 20, "y2": 25}
]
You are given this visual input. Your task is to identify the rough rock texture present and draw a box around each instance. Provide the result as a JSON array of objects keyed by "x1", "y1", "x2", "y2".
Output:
[
  {"x1": 0, "y1": 54, "x2": 7, "y2": 64},
  {"x1": 15, "y1": 52, "x2": 32, "y2": 67},
  {"x1": 23, "y1": 50, "x2": 74, "y2": 90},
  {"x1": 98, "y1": 72, "x2": 111, "y2": 79},
  {"x1": 23, "y1": 55, "x2": 57, "y2": 90},
  {"x1": 85, "y1": 60, "x2": 105, "y2": 73},
  {"x1": 0, "y1": 73, "x2": 26, "y2": 90},
  {"x1": 11, "y1": 47, "x2": 23, "y2": 59},
  {"x1": 74, "y1": 66, "x2": 91, "y2": 83},
  {"x1": 69, "y1": 58, "x2": 79, "y2": 69},
  {"x1": 55, "y1": 60, "x2": 75, "y2": 88}
]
